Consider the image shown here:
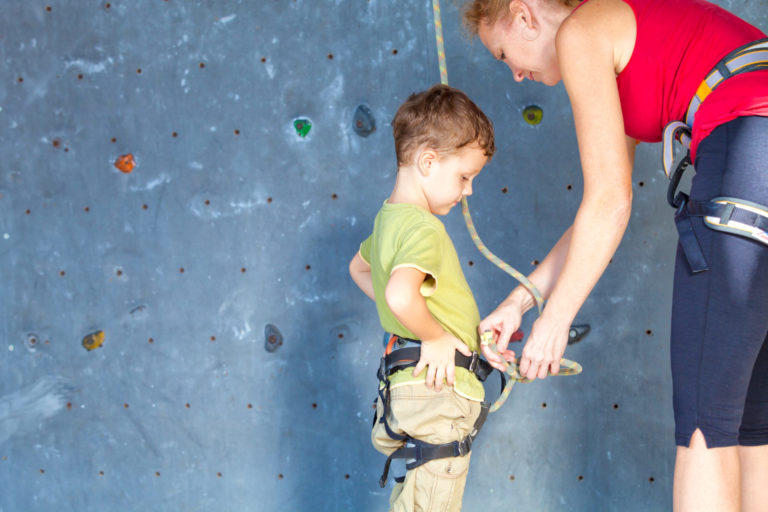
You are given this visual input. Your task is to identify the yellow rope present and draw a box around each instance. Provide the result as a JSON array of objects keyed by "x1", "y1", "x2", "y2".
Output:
[{"x1": 431, "y1": 0, "x2": 449, "y2": 85}]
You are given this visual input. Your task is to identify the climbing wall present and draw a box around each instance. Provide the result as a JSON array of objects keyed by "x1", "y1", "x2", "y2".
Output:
[{"x1": 1, "y1": 1, "x2": 766, "y2": 511}]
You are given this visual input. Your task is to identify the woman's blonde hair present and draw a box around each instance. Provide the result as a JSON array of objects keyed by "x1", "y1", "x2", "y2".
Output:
[{"x1": 462, "y1": 0, "x2": 581, "y2": 35}]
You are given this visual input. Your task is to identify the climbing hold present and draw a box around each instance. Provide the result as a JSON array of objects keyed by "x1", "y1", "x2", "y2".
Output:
[
  {"x1": 82, "y1": 330, "x2": 105, "y2": 351},
  {"x1": 567, "y1": 324, "x2": 590, "y2": 345},
  {"x1": 114, "y1": 154, "x2": 136, "y2": 173},
  {"x1": 522, "y1": 105, "x2": 543, "y2": 126},
  {"x1": 352, "y1": 104, "x2": 375, "y2": 137},
  {"x1": 293, "y1": 119, "x2": 312, "y2": 138},
  {"x1": 264, "y1": 324, "x2": 283, "y2": 353}
]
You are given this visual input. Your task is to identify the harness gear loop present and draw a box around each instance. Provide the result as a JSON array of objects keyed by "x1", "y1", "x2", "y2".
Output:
[{"x1": 662, "y1": 121, "x2": 693, "y2": 180}]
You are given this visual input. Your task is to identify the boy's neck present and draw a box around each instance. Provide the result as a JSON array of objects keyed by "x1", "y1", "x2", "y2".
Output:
[{"x1": 388, "y1": 164, "x2": 429, "y2": 211}]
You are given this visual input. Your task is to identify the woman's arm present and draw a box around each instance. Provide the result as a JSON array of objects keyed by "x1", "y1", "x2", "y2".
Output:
[
  {"x1": 518, "y1": 1, "x2": 636, "y2": 380},
  {"x1": 478, "y1": 226, "x2": 573, "y2": 370}
]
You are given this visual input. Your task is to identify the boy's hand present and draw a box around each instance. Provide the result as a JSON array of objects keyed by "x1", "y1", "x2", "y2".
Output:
[{"x1": 412, "y1": 332, "x2": 472, "y2": 392}]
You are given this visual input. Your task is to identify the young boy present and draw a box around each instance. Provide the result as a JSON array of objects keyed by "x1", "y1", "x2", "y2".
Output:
[{"x1": 348, "y1": 84, "x2": 496, "y2": 512}]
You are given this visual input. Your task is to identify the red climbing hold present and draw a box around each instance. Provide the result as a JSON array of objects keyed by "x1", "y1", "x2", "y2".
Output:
[{"x1": 114, "y1": 154, "x2": 136, "y2": 173}]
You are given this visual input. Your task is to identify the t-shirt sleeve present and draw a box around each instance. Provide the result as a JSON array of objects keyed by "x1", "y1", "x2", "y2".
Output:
[
  {"x1": 391, "y1": 224, "x2": 443, "y2": 296},
  {"x1": 358, "y1": 235, "x2": 372, "y2": 265}
]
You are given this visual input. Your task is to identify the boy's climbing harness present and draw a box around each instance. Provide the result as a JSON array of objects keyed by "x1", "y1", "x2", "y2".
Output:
[{"x1": 374, "y1": 335, "x2": 497, "y2": 487}]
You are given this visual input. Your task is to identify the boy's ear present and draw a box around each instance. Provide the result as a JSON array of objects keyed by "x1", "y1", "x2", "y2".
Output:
[{"x1": 417, "y1": 148, "x2": 438, "y2": 176}]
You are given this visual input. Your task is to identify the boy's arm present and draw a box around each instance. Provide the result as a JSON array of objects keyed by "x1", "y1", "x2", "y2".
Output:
[
  {"x1": 349, "y1": 252, "x2": 375, "y2": 300},
  {"x1": 385, "y1": 267, "x2": 471, "y2": 392}
]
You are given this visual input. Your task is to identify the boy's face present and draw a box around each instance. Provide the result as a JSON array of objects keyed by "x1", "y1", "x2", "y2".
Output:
[{"x1": 423, "y1": 143, "x2": 488, "y2": 216}]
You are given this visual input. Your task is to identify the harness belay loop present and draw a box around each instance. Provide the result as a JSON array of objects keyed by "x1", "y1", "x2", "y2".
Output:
[{"x1": 661, "y1": 38, "x2": 768, "y2": 270}]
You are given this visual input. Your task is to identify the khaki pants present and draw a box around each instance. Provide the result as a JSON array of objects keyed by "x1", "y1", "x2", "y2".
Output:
[{"x1": 372, "y1": 383, "x2": 483, "y2": 512}]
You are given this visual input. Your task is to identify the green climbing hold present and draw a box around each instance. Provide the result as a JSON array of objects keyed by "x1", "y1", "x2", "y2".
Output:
[
  {"x1": 293, "y1": 118, "x2": 312, "y2": 138},
  {"x1": 522, "y1": 105, "x2": 543, "y2": 125}
]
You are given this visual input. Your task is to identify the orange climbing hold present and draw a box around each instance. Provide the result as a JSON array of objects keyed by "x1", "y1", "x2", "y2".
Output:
[
  {"x1": 82, "y1": 330, "x2": 105, "y2": 351},
  {"x1": 114, "y1": 154, "x2": 136, "y2": 173}
]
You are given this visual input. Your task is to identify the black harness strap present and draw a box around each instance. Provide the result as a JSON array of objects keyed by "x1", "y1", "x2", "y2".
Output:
[
  {"x1": 378, "y1": 400, "x2": 489, "y2": 487},
  {"x1": 379, "y1": 346, "x2": 504, "y2": 394},
  {"x1": 375, "y1": 339, "x2": 502, "y2": 488}
]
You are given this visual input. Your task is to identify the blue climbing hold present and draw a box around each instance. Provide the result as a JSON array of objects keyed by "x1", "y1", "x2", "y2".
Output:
[{"x1": 352, "y1": 104, "x2": 376, "y2": 137}]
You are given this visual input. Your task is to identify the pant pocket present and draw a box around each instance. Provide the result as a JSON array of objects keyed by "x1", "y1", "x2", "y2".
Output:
[{"x1": 406, "y1": 453, "x2": 470, "y2": 512}]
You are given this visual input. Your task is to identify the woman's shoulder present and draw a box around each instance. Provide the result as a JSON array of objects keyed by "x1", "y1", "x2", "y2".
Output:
[
  {"x1": 560, "y1": 0, "x2": 635, "y2": 37},
  {"x1": 557, "y1": 0, "x2": 636, "y2": 73}
]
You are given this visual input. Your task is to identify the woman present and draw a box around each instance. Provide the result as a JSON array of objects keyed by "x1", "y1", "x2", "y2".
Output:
[{"x1": 462, "y1": 0, "x2": 768, "y2": 510}]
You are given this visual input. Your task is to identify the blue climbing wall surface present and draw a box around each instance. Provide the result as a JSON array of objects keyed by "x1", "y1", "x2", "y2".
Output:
[{"x1": 2, "y1": 1, "x2": 767, "y2": 510}]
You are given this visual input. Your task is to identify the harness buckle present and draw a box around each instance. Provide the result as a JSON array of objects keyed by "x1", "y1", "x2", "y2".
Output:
[
  {"x1": 377, "y1": 357, "x2": 388, "y2": 383},
  {"x1": 457, "y1": 436, "x2": 472, "y2": 456},
  {"x1": 468, "y1": 352, "x2": 479, "y2": 374}
]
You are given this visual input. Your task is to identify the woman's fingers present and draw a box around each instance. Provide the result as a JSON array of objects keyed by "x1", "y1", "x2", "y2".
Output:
[
  {"x1": 520, "y1": 319, "x2": 569, "y2": 380},
  {"x1": 481, "y1": 344, "x2": 507, "y2": 371}
]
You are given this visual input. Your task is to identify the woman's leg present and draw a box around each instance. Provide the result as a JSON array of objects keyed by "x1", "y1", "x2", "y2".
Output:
[
  {"x1": 671, "y1": 117, "x2": 768, "y2": 512},
  {"x1": 739, "y1": 445, "x2": 768, "y2": 512},
  {"x1": 673, "y1": 430, "x2": 740, "y2": 512},
  {"x1": 739, "y1": 330, "x2": 768, "y2": 512}
]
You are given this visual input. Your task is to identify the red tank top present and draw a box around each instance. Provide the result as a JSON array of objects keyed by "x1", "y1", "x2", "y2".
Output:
[{"x1": 589, "y1": 0, "x2": 768, "y2": 162}]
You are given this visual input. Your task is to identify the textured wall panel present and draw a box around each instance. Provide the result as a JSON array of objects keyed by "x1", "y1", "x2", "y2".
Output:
[{"x1": 1, "y1": 1, "x2": 766, "y2": 510}]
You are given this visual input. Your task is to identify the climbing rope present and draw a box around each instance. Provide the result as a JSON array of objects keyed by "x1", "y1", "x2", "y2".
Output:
[
  {"x1": 430, "y1": 0, "x2": 581, "y2": 412},
  {"x1": 481, "y1": 331, "x2": 582, "y2": 412}
]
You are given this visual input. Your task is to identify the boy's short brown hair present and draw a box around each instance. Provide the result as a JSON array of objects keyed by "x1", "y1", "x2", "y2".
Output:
[{"x1": 392, "y1": 84, "x2": 495, "y2": 167}]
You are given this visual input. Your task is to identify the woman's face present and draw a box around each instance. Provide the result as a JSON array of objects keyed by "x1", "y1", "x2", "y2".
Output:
[{"x1": 477, "y1": 13, "x2": 562, "y2": 86}]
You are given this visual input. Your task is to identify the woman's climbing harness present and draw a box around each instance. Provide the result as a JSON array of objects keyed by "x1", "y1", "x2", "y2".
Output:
[{"x1": 662, "y1": 38, "x2": 768, "y2": 272}]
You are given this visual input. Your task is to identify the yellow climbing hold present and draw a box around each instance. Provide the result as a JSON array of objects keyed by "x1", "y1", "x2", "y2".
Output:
[
  {"x1": 82, "y1": 331, "x2": 105, "y2": 351},
  {"x1": 522, "y1": 105, "x2": 543, "y2": 125}
]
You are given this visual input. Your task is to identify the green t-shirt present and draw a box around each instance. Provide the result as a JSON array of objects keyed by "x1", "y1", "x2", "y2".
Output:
[{"x1": 359, "y1": 201, "x2": 484, "y2": 401}]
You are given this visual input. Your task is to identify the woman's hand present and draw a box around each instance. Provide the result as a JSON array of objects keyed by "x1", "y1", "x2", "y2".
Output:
[
  {"x1": 478, "y1": 299, "x2": 524, "y2": 372},
  {"x1": 519, "y1": 313, "x2": 570, "y2": 380}
]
